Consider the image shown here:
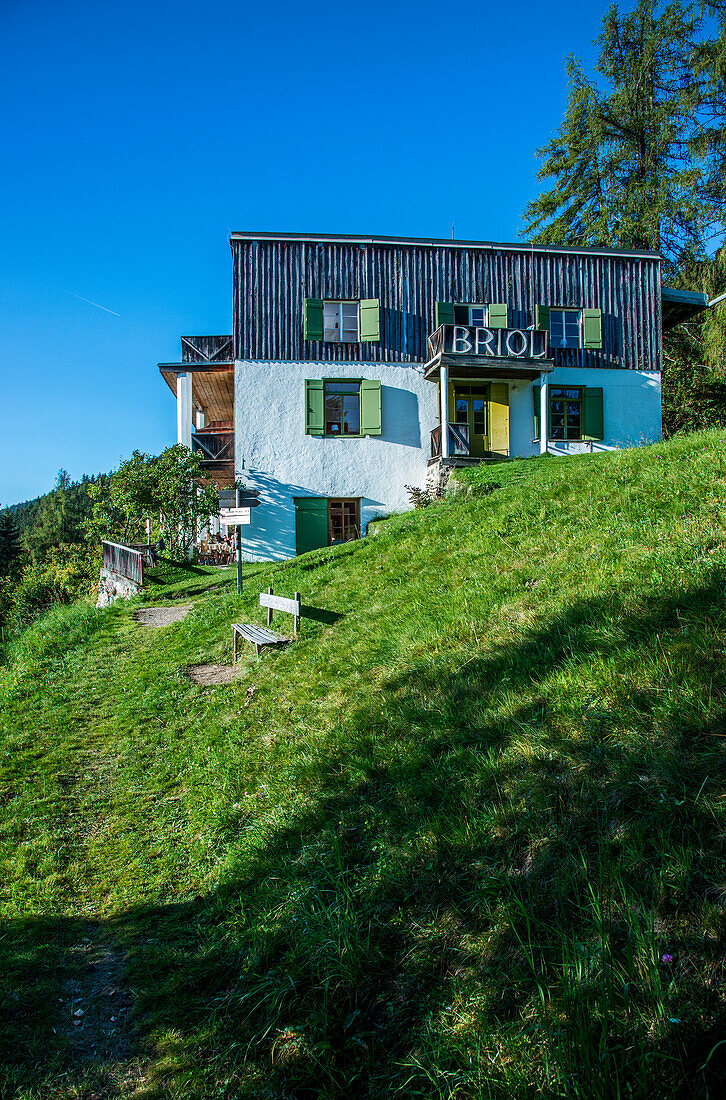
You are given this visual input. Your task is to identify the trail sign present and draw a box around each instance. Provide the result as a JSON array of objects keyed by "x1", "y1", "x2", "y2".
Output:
[{"x1": 220, "y1": 507, "x2": 251, "y2": 525}]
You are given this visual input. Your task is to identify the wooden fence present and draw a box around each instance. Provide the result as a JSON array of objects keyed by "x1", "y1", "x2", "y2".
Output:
[{"x1": 102, "y1": 541, "x2": 144, "y2": 584}]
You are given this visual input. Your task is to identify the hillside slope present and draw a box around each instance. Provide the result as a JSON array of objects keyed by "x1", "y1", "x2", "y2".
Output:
[{"x1": 3, "y1": 431, "x2": 726, "y2": 1099}]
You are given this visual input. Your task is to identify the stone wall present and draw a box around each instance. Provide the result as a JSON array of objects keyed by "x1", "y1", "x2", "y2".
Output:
[{"x1": 96, "y1": 567, "x2": 142, "y2": 608}]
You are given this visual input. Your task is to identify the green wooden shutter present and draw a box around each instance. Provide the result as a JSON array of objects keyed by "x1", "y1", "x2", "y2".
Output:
[
  {"x1": 532, "y1": 385, "x2": 541, "y2": 440},
  {"x1": 303, "y1": 298, "x2": 324, "y2": 341},
  {"x1": 295, "y1": 498, "x2": 328, "y2": 556},
  {"x1": 305, "y1": 379, "x2": 324, "y2": 435},
  {"x1": 535, "y1": 304, "x2": 550, "y2": 331},
  {"x1": 488, "y1": 303, "x2": 508, "y2": 329},
  {"x1": 359, "y1": 299, "x2": 380, "y2": 342},
  {"x1": 583, "y1": 387, "x2": 604, "y2": 440},
  {"x1": 360, "y1": 379, "x2": 382, "y2": 435},
  {"x1": 582, "y1": 308, "x2": 602, "y2": 349},
  {"x1": 435, "y1": 301, "x2": 455, "y2": 327}
]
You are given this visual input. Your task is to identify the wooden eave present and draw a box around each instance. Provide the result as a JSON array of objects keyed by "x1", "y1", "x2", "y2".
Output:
[
  {"x1": 662, "y1": 288, "x2": 710, "y2": 330},
  {"x1": 229, "y1": 231, "x2": 661, "y2": 262},
  {"x1": 159, "y1": 362, "x2": 234, "y2": 422},
  {"x1": 424, "y1": 355, "x2": 555, "y2": 382}
]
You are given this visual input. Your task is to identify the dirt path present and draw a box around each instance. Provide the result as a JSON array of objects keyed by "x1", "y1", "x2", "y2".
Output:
[
  {"x1": 57, "y1": 923, "x2": 145, "y2": 1097},
  {"x1": 133, "y1": 603, "x2": 193, "y2": 627}
]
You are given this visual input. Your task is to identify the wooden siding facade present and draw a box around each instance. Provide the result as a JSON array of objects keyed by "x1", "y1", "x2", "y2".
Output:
[{"x1": 231, "y1": 234, "x2": 663, "y2": 372}]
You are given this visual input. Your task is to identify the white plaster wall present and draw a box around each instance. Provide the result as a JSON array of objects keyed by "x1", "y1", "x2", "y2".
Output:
[
  {"x1": 234, "y1": 360, "x2": 438, "y2": 561},
  {"x1": 508, "y1": 367, "x2": 662, "y2": 458}
]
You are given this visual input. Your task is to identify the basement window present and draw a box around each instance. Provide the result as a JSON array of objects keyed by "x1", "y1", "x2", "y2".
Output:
[{"x1": 549, "y1": 386, "x2": 583, "y2": 440}]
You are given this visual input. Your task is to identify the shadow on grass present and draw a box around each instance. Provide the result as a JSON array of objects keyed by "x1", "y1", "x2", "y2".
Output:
[{"x1": 6, "y1": 574, "x2": 726, "y2": 1097}]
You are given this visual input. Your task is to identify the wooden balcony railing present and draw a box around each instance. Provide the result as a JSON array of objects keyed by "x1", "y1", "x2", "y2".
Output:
[
  {"x1": 192, "y1": 430, "x2": 234, "y2": 462},
  {"x1": 430, "y1": 423, "x2": 471, "y2": 459}
]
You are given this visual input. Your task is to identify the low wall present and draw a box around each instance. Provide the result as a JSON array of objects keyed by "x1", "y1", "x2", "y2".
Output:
[{"x1": 96, "y1": 566, "x2": 143, "y2": 608}]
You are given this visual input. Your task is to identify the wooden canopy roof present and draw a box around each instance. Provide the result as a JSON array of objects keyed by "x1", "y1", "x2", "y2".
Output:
[{"x1": 158, "y1": 363, "x2": 234, "y2": 423}]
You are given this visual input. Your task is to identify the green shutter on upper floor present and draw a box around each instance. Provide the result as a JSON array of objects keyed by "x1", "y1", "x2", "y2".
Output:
[
  {"x1": 360, "y1": 379, "x2": 382, "y2": 435},
  {"x1": 582, "y1": 309, "x2": 602, "y2": 349},
  {"x1": 583, "y1": 387, "x2": 604, "y2": 440},
  {"x1": 535, "y1": 304, "x2": 550, "y2": 332},
  {"x1": 303, "y1": 298, "x2": 324, "y2": 341},
  {"x1": 435, "y1": 301, "x2": 455, "y2": 328},
  {"x1": 488, "y1": 303, "x2": 508, "y2": 329},
  {"x1": 305, "y1": 379, "x2": 324, "y2": 435},
  {"x1": 359, "y1": 299, "x2": 380, "y2": 342},
  {"x1": 295, "y1": 498, "x2": 328, "y2": 556},
  {"x1": 532, "y1": 385, "x2": 541, "y2": 440}
]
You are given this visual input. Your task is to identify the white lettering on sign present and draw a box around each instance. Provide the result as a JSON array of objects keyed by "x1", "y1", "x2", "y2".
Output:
[
  {"x1": 453, "y1": 325, "x2": 473, "y2": 353},
  {"x1": 505, "y1": 329, "x2": 529, "y2": 357},
  {"x1": 445, "y1": 326, "x2": 548, "y2": 360},
  {"x1": 474, "y1": 327, "x2": 497, "y2": 356}
]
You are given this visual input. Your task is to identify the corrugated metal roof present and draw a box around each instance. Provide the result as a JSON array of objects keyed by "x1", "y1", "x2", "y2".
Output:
[{"x1": 229, "y1": 230, "x2": 661, "y2": 262}]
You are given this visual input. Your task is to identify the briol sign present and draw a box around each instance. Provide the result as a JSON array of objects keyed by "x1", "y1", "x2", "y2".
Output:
[{"x1": 446, "y1": 325, "x2": 549, "y2": 360}]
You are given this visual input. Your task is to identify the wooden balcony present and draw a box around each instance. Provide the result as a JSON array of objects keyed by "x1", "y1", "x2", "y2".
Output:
[
  {"x1": 430, "y1": 423, "x2": 470, "y2": 459},
  {"x1": 192, "y1": 429, "x2": 234, "y2": 463}
]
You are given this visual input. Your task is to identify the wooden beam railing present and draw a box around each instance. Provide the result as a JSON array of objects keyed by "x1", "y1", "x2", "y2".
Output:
[
  {"x1": 430, "y1": 423, "x2": 470, "y2": 459},
  {"x1": 192, "y1": 430, "x2": 234, "y2": 462},
  {"x1": 102, "y1": 541, "x2": 144, "y2": 584}
]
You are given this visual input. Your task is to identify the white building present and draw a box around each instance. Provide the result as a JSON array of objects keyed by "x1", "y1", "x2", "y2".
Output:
[{"x1": 158, "y1": 232, "x2": 708, "y2": 561}]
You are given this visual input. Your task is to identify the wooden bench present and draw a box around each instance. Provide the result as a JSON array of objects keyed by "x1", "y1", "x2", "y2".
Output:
[{"x1": 232, "y1": 588, "x2": 302, "y2": 662}]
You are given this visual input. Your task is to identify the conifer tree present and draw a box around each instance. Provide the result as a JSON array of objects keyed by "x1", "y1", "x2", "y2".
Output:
[
  {"x1": 0, "y1": 511, "x2": 22, "y2": 579},
  {"x1": 523, "y1": 0, "x2": 724, "y2": 276}
]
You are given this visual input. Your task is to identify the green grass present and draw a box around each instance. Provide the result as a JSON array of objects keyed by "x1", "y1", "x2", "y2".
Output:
[{"x1": 3, "y1": 430, "x2": 726, "y2": 1098}]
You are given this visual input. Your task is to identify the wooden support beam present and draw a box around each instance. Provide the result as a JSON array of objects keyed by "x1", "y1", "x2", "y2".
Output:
[
  {"x1": 440, "y1": 365, "x2": 449, "y2": 459},
  {"x1": 176, "y1": 372, "x2": 193, "y2": 450},
  {"x1": 539, "y1": 371, "x2": 548, "y2": 455}
]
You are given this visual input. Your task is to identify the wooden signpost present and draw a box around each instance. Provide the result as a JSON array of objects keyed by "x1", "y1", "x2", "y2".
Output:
[{"x1": 218, "y1": 488, "x2": 262, "y2": 594}]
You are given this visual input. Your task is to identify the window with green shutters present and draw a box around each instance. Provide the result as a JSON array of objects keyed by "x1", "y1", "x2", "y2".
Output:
[
  {"x1": 532, "y1": 384, "x2": 604, "y2": 441},
  {"x1": 435, "y1": 303, "x2": 508, "y2": 328},
  {"x1": 303, "y1": 299, "x2": 380, "y2": 343},
  {"x1": 304, "y1": 378, "x2": 382, "y2": 436},
  {"x1": 534, "y1": 305, "x2": 602, "y2": 350}
]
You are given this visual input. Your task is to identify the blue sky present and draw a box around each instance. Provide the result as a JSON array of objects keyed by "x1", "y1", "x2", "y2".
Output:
[{"x1": 1, "y1": 0, "x2": 604, "y2": 505}]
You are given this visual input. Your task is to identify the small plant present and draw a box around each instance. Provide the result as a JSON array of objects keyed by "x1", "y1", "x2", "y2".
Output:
[{"x1": 404, "y1": 483, "x2": 445, "y2": 508}]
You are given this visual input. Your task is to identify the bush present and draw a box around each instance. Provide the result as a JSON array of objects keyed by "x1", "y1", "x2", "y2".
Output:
[{"x1": 9, "y1": 544, "x2": 99, "y2": 628}]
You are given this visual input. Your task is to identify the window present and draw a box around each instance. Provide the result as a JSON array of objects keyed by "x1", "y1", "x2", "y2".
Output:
[
  {"x1": 532, "y1": 384, "x2": 604, "y2": 442},
  {"x1": 324, "y1": 301, "x2": 359, "y2": 343},
  {"x1": 305, "y1": 378, "x2": 382, "y2": 436},
  {"x1": 325, "y1": 380, "x2": 361, "y2": 435},
  {"x1": 535, "y1": 305, "x2": 602, "y2": 350},
  {"x1": 294, "y1": 497, "x2": 361, "y2": 555},
  {"x1": 436, "y1": 302, "x2": 508, "y2": 329},
  {"x1": 550, "y1": 309, "x2": 582, "y2": 349},
  {"x1": 303, "y1": 298, "x2": 380, "y2": 342},
  {"x1": 454, "y1": 304, "x2": 488, "y2": 327},
  {"x1": 328, "y1": 499, "x2": 360, "y2": 544},
  {"x1": 549, "y1": 386, "x2": 583, "y2": 439}
]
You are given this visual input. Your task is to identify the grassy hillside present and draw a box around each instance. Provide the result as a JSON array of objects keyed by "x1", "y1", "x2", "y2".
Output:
[{"x1": 3, "y1": 431, "x2": 726, "y2": 1099}]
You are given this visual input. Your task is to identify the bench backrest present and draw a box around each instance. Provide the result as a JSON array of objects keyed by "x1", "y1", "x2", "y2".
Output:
[{"x1": 260, "y1": 588, "x2": 302, "y2": 635}]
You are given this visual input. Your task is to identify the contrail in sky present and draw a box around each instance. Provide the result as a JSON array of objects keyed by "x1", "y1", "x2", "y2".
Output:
[{"x1": 66, "y1": 291, "x2": 120, "y2": 316}]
